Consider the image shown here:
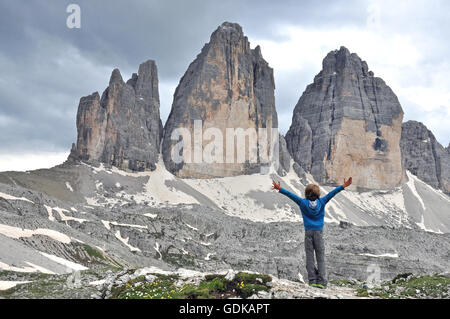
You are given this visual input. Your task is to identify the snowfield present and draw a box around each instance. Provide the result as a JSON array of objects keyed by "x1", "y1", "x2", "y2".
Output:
[{"x1": 76, "y1": 160, "x2": 450, "y2": 233}]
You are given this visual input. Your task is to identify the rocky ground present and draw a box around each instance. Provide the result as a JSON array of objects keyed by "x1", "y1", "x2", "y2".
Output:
[
  {"x1": 1, "y1": 266, "x2": 449, "y2": 299},
  {"x1": 0, "y1": 161, "x2": 449, "y2": 299}
]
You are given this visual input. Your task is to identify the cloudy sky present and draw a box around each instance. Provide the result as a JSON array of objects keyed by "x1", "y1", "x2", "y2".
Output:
[{"x1": 1, "y1": 0, "x2": 449, "y2": 171}]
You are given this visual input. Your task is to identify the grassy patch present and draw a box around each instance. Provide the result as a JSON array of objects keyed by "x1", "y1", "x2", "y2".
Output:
[
  {"x1": 234, "y1": 272, "x2": 272, "y2": 285},
  {"x1": 112, "y1": 271, "x2": 273, "y2": 299},
  {"x1": 356, "y1": 274, "x2": 450, "y2": 299},
  {"x1": 180, "y1": 277, "x2": 228, "y2": 299},
  {"x1": 233, "y1": 272, "x2": 272, "y2": 298},
  {"x1": 330, "y1": 279, "x2": 359, "y2": 288},
  {"x1": 116, "y1": 277, "x2": 181, "y2": 299},
  {"x1": 0, "y1": 276, "x2": 69, "y2": 299},
  {"x1": 83, "y1": 244, "x2": 105, "y2": 260}
]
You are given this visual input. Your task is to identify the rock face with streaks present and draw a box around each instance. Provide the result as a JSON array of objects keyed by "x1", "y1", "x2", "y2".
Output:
[
  {"x1": 162, "y1": 22, "x2": 278, "y2": 178},
  {"x1": 68, "y1": 60, "x2": 162, "y2": 171},
  {"x1": 285, "y1": 46, "x2": 405, "y2": 190},
  {"x1": 400, "y1": 120, "x2": 450, "y2": 195},
  {"x1": 278, "y1": 134, "x2": 291, "y2": 176}
]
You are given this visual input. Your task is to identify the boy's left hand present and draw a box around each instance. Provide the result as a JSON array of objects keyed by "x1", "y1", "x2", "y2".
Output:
[
  {"x1": 272, "y1": 180, "x2": 281, "y2": 190},
  {"x1": 343, "y1": 177, "x2": 352, "y2": 188}
]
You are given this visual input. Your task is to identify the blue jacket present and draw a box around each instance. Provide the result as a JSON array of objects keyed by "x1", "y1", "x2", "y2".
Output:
[{"x1": 279, "y1": 185, "x2": 344, "y2": 230}]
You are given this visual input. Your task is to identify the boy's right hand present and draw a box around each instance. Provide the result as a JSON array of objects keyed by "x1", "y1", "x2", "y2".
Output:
[
  {"x1": 343, "y1": 177, "x2": 352, "y2": 188},
  {"x1": 272, "y1": 180, "x2": 281, "y2": 190}
]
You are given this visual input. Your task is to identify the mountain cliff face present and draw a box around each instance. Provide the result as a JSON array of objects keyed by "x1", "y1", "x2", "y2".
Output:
[
  {"x1": 162, "y1": 22, "x2": 278, "y2": 178},
  {"x1": 69, "y1": 60, "x2": 162, "y2": 171},
  {"x1": 285, "y1": 46, "x2": 405, "y2": 190},
  {"x1": 401, "y1": 120, "x2": 450, "y2": 195}
]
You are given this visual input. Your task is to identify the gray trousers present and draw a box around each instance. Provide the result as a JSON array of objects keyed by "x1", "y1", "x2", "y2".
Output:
[{"x1": 304, "y1": 230, "x2": 327, "y2": 285}]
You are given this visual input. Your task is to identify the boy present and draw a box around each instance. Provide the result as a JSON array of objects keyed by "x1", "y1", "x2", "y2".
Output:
[{"x1": 272, "y1": 177, "x2": 352, "y2": 289}]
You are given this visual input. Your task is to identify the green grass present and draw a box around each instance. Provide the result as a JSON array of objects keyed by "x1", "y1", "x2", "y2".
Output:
[
  {"x1": 112, "y1": 271, "x2": 273, "y2": 299},
  {"x1": 233, "y1": 272, "x2": 272, "y2": 298},
  {"x1": 83, "y1": 244, "x2": 105, "y2": 260},
  {"x1": 234, "y1": 272, "x2": 272, "y2": 284},
  {"x1": 0, "y1": 276, "x2": 69, "y2": 299},
  {"x1": 356, "y1": 274, "x2": 450, "y2": 298},
  {"x1": 329, "y1": 279, "x2": 358, "y2": 288}
]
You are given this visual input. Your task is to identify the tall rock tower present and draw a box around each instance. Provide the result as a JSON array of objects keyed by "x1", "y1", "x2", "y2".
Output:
[
  {"x1": 69, "y1": 60, "x2": 162, "y2": 171},
  {"x1": 401, "y1": 120, "x2": 450, "y2": 195},
  {"x1": 162, "y1": 22, "x2": 278, "y2": 178},
  {"x1": 286, "y1": 47, "x2": 404, "y2": 190}
]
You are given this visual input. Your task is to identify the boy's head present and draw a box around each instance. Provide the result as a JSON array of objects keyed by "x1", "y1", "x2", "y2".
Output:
[{"x1": 305, "y1": 184, "x2": 320, "y2": 201}]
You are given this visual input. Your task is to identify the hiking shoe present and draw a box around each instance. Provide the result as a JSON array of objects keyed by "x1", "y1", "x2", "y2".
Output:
[{"x1": 311, "y1": 283, "x2": 327, "y2": 289}]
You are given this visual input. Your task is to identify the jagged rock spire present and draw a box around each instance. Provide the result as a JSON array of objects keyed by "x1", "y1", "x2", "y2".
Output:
[{"x1": 69, "y1": 60, "x2": 162, "y2": 171}]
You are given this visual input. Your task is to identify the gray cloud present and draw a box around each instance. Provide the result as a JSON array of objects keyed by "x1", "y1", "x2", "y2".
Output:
[{"x1": 0, "y1": 0, "x2": 448, "y2": 157}]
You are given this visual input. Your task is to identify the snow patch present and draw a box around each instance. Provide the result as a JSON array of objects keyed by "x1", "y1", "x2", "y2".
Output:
[
  {"x1": 154, "y1": 242, "x2": 162, "y2": 260},
  {"x1": 95, "y1": 181, "x2": 103, "y2": 191},
  {"x1": 0, "y1": 223, "x2": 71, "y2": 244},
  {"x1": 102, "y1": 220, "x2": 147, "y2": 230},
  {"x1": 183, "y1": 168, "x2": 301, "y2": 223},
  {"x1": 40, "y1": 252, "x2": 88, "y2": 271},
  {"x1": 0, "y1": 261, "x2": 55, "y2": 274},
  {"x1": 204, "y1": 253, "x2": 216, "y2": 261},
  {"x1": 44, "y1": 205, "x2": 55, "y2": 222},
  {"x1": 65, "y1": 182, "x2": 74, "y2": 192},
  {"x1": 297, "y1": 272, "x2": 305, "y2": 284},
  {"x1": 359, "y1": 252, "x2": 399, "y2": 258},
  {"x1": 184, "y1": 223, "x2": 198, "y2": 231},
  {"x1": 52, "y1": 207, "x2": 87, "y2": 223},
  {"x1": 0, "y1": 281, "x2": 32, "y2": 290},
  {"x1": 114, "y1": 230, "x2": 141, "y2": 252},
  {"x1": 406, "y1": 171, "x2": 426, "y2": 210},
  {"x1": 416, "y1": 214, "x2": 443, "y2": 234},
  {"x1": 0, "y1": 191, "x2": 34, "y2": 203}
]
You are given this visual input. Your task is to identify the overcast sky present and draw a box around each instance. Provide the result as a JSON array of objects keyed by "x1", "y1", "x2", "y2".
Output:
[{"x1": 1, "y1": 0, "x2": 449, "y2": 171}]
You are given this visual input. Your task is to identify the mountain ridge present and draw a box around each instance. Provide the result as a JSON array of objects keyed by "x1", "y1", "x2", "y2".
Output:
[{"x1": 0, "y1": 22, "x2": 448, "y2": 298}]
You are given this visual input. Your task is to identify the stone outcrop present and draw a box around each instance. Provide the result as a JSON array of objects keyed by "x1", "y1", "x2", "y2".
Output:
[
  {"x1": 278, "y1": 134, "x2": 291, "y2": 176},
  {"x1": 400, "y1": 120, "x2": 450, "y2": 194},
  {"x1": 69, "y1": 60, "x2": 162, "y2": 171},
  {"x1": 162, "y1": 22, "x2": 278, "y2": 178},
  {"x1": 285, "y1": 46, "x2": 405, "y2": 190}
]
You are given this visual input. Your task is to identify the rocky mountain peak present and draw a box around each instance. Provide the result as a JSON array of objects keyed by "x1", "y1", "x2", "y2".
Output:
[
  {"x1": 286, "y1": 47, "x2": 405, "y2": 190},
  {"x1": 68, "y1": 60, "x2": 162, "y2": 171},
  {"x1": 321, "y1": 46, "x2": 371, "y2": 78},
  {"x1": 109, "y1": 68, "x2": 124, "y2": 85},
  {"x1": 162, "y1": 22, "x2": 279, "y2": 178},
  {"x1": 215, "y1": 21, "x2": 244, "y2": 36},
  {"x1": 400, "y1": 120, "x2": 450, "y2": 194}
]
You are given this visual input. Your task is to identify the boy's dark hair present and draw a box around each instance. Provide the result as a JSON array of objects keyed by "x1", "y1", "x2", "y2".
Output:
[{"x1": 305, "y1": 184, "x2": 320, "y2": 201}]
